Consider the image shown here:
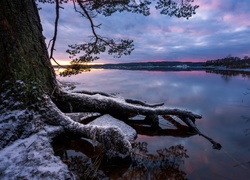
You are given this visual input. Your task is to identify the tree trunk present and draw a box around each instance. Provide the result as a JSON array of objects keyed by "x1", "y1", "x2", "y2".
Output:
[
  {"x1": 0, "y1": 1, "x2": 132, "y2": 178},
  {"x1": 0, "y1": 0, "x2": 57, "y2": 94}
]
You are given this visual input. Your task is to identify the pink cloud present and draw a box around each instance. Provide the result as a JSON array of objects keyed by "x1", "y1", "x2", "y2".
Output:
[
  {"x1": 223, "y1": 13, "x2": 250, "y2": 26},
  {"x1": 195, "y1": 0, "x2": 223, "y2": 10},
  {"x1": 168, "y1": 26, "x2": 185, "y2": 33}
]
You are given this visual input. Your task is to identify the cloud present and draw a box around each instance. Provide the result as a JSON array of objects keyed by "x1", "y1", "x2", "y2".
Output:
[{"x1": 38, "y1": 0, "x2": 250, "y2": 64}]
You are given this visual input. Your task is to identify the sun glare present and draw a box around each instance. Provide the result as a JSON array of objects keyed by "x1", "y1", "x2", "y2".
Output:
[
  {"x1": 51, "y1": 60, "x2": 70, "y2": 66},
  {"x1": 51, "y1": 60, "x2": 104, "y2": 66}
]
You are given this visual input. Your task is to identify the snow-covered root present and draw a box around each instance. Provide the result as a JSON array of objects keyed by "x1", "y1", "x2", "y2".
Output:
[
  {"x1": 52, "y1": 91, "x2": 222, "y2": 150},
  {"x1": 56, "y1": 91, "x2": 202, "y2": 122},
  {"x1": 44, "y1": 96, "x2": 132, "y2": 159},
  {"x1": 0, "y1": 81, "x2": 132, "y2": 179}
]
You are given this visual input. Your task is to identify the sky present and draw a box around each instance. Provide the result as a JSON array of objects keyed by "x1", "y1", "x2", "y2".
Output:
[{"x1": 38, "y1": 0, "x2": 250, "y2": 64}]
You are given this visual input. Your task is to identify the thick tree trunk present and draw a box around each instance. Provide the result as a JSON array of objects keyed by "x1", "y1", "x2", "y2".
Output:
[
  {"x1": 0, "y1": 0, "x2": 57, "y2": 94},
  {"x1": 0, "y1": 2, "x2": 132, "y2": 178}
]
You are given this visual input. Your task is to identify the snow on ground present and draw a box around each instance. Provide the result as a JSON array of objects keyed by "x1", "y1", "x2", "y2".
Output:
[
  {"x1": 66, "y1": 112, "x2": 101, "y2": 122},
  {"x1": 88, "y1": 114, "x2": 137, "y2": 142},
  {"x1": 0, "y1": 108, "x2": 135, "y2": 179},
  {"x1": 0, "y1": 81, "x2": 137, "y2": 179},
  {"x1": 0, "y1": 126, "x2": 73, "y2": 180}
]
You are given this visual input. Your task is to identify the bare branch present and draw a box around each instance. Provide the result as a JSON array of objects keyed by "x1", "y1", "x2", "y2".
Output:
[
  {"x1": 49, "y1": 0, "x2": 59, "y2": 60},
  {"x1": 77, "y1": 0, "x2": 99, "y2": 40},
  {"x1": 48, "y1": 0, "x2": 69, "y2": 69}
]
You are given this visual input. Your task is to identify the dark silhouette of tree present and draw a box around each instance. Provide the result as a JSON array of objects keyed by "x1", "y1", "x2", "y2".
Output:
[{"x1": 205, "y1": 55, "x2": 250, "y2": 68}]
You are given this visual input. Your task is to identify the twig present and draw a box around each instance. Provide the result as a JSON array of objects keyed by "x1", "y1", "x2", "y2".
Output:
[
  {"x1": 49, "y1": 0, "x2": 59, "y2": 60},
  {"x1": 49, "y1": 0, "x2": 68, "y2": 69}
]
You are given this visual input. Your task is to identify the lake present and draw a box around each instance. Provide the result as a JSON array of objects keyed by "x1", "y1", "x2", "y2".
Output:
[{"x1": 57, "y1": 68, "x2": 250, "y2": 179}]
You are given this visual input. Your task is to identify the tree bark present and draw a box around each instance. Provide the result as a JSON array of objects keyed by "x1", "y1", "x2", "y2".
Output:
[{"x1": 0, "y1": 0, "x2": 57, "y2": 94}]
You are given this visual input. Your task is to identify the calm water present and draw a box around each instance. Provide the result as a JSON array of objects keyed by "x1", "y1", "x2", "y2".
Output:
[{"x1": 57, "y1": 69, "x2": 250, "y2": 179}]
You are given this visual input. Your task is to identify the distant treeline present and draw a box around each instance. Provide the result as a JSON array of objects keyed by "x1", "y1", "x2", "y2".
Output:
[{"x1": 205, "y1": 55, "x2": 250, "y2": 68}]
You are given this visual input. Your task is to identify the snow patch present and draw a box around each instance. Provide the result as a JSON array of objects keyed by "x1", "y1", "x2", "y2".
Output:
[
  {"x1": 0, "y1": 127, "x2": 72, "y2": 179},
  {"x1": 89, "y1": 114, "x2": 137, "y2": 142},
  {"x1": 66, "y1": 112, "x2": 101, "y2": 122}
]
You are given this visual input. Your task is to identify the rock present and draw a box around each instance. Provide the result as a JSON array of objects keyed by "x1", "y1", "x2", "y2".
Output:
[{"x1": 89, "y1": 114, "x2": 137, "y2": 142}]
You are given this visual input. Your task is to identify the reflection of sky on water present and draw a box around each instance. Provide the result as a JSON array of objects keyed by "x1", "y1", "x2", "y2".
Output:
[{"x1": 57, "y1": 70, "x2": 250, "y2": 179}]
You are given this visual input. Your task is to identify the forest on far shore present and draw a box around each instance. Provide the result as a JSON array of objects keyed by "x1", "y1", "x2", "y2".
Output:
[{"x1": 204, "y1": 55, "x2": 250, "y2": 68}]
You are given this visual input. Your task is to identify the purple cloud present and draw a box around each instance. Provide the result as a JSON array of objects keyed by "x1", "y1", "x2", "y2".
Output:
[{"x1": 38, "y1": 0, "x2": 250, "y2": 64}]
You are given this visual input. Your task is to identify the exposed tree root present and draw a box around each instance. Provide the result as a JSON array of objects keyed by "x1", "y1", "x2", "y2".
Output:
[
  {"x1": 55, "y1": 91, "x2": 202, "y2": 121},
  {"x1": 42, "y1": 96, "x2": 132, "y2": 159},
  {"x1": 53, "y1": 90, "x2": 221, "y2": 149},
  {"x1": 0, "y1": 81, "x2": 221, "y2": 179}
]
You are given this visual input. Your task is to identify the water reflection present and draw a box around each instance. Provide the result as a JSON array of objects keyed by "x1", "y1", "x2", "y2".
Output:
[
  {"x1": 116, "y1": 143, "x2": 188, "y2": 180},
  {"x1": 53, "y1": 134, "x2": 189, "y2": 179},
  {"x1": 206, "y1": 69, "x2": 250, "y2": 82},
  {"x1": 57, "y1": 69, "x2": 250, "y2": 179}
]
